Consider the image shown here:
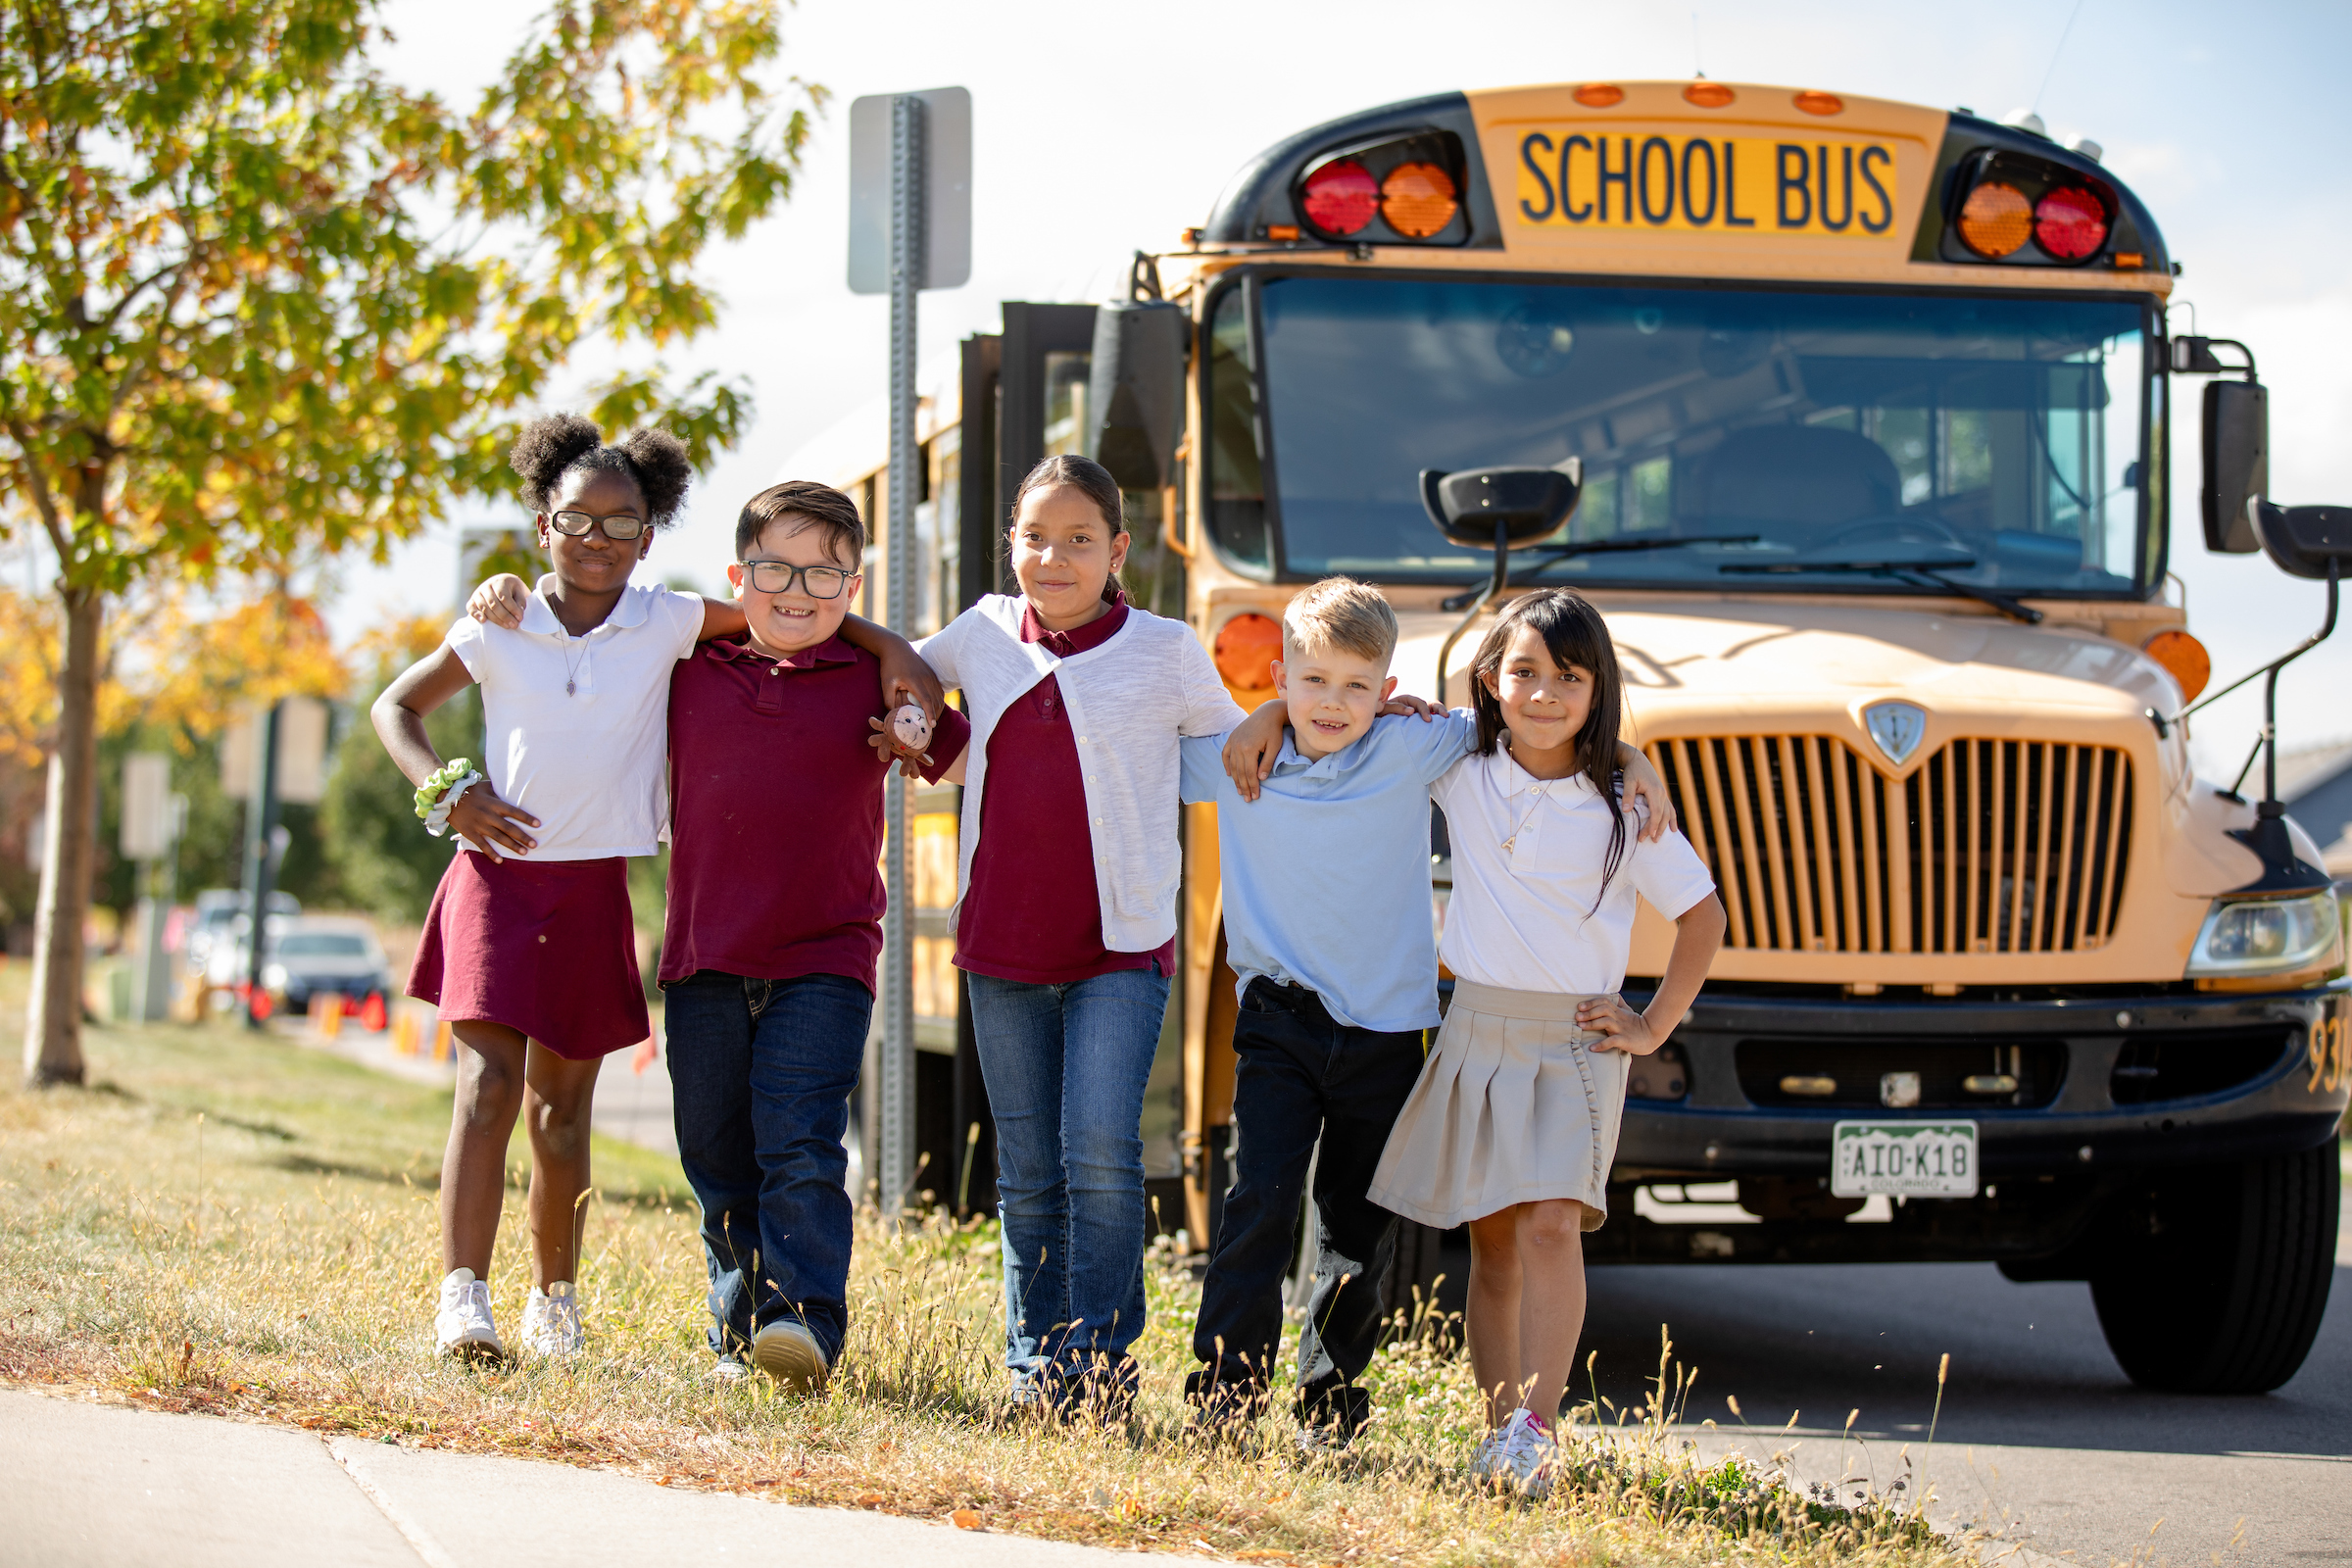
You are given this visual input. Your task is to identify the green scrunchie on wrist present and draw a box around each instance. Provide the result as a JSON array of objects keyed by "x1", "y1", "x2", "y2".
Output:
[{"x1": 412, "y1": 758, "x2": 476, "y2": 820}]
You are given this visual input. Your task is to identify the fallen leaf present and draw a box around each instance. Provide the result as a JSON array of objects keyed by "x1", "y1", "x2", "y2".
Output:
[
  {"x1": 951, "y1": 1509, "x2": 983, "y2": 1531},
  {"x1": 856, "y1": 1494, "x2": 885, "y2": 1508},
  {"x1": 655, "y1": 1476, "x2": 672, "y2": 1487}
]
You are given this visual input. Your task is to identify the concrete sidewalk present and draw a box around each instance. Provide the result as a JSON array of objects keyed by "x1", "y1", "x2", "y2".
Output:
[{"x1": 0, "y1": 1390, "x2": 1130, "y2": 1568}]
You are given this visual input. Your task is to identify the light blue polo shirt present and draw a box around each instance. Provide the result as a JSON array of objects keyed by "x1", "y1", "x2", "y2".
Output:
[{"x1": 1179, "y1": 710, "x2": 1479, "y2": 1033}]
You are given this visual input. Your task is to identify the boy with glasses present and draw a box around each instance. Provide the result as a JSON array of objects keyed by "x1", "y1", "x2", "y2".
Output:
[{"x1": 658, "y1": 480, "x2": 969, "y2": 1391}]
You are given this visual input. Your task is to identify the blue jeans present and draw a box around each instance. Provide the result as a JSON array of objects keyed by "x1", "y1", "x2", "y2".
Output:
[
  {"x1": 663, "y1": 969, "x2": 871, "y2": 1364},
  {"x1": 965, "y1": 966, "x2": 1169, "y2": 1388}
]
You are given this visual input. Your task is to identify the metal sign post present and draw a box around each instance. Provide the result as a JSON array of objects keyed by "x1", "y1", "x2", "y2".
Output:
[{"x1": 850, "y1": 87, "x2": 969, "y2": 1214}]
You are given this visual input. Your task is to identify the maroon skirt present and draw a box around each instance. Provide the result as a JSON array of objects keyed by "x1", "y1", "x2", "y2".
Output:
[{"x1": 407, "y1": 852, "x2": 650, "y2": 1060}]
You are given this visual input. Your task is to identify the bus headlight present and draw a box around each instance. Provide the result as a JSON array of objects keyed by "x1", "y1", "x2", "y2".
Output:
[{"x1": 2184, "y1": 891, "x2": 2341, "y2": 977}]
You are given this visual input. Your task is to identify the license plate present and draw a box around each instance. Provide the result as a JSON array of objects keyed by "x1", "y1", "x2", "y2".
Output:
[{"x1": 1831, "y1": 1120, "x2": 1979, "y2": 1199}]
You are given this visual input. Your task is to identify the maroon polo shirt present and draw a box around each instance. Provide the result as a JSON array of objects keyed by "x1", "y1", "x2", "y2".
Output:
[
  {"x1": 955, "y1": 586, "x2": 1177, "y2": 986},
  {"x1": 661, "y1": 632, "x2": 970, "y2": 992}
]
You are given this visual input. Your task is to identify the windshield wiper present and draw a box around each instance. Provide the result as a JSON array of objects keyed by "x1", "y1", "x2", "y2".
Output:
[
  {"x1": 1439, "y1": 533, "x2": 1761, "y2": 612},
  {"x1": 1718, "y1": 558, "x2": 2044, "y2": 624}
]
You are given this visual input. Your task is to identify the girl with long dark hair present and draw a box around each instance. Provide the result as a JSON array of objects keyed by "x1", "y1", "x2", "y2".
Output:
[{"x1": 1366, "y1": 587, "x2": 1727, "y2": 1493}]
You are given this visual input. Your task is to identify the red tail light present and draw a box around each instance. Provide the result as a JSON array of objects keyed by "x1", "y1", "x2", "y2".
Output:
[
  {"x1": 1300, "y1": 159, "x2": 1380, "y2": 236},
  {"x1": 2034, "y1": 185, "x2": 2108, "y2": 261}
]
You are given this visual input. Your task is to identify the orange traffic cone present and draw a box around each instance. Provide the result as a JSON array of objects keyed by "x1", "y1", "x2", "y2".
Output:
[{"x1": 360, "y1": 991, "x2": 387, "y2": 1033}]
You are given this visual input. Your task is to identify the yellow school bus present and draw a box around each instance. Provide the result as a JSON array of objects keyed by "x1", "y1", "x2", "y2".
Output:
[{"x1": 815, "y1": 80, "x2": 2348, "y2": 1395}]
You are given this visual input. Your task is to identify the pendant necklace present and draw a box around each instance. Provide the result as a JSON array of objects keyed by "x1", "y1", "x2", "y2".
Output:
[
  {"x1": 1496, "y1": 756, "x2": 1553, "y2": 857},
  {"x1": 560, "y1": 630, "x2": 588, "y2": 697}
]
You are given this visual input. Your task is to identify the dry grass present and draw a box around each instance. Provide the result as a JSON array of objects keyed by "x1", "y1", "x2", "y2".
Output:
[{"x1": 0, "y1": 973, "x2": 1962, "y2": 1567}]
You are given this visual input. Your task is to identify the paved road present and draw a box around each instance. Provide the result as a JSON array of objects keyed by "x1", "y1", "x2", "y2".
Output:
[
  {"x1": 0, "y1": 1390, "x2": 1130, "y2": 1568},
  {"x1": 1581, "y1": 1237, "x2": 2352, "y2": 1567},
  {"x1": 297, "y1": 1009, "x2": 679, "y2": 1155}
]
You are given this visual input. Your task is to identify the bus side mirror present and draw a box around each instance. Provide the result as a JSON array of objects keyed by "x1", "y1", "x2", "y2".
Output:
[
  {"x1": 1085, "y1": 301, "x2": 1189, "y2": 491},
  {"x1": 2202, "y1": 378, "x2": 2268, "y2": 554},
  {"x1": 2251, "y1": 502, "x2": 2352, "y2": 580}
]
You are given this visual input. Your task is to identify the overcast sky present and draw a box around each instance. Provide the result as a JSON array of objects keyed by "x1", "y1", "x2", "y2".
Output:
[{"x1": 331, "y1": 0, "x2": 2352, "y2": 781}]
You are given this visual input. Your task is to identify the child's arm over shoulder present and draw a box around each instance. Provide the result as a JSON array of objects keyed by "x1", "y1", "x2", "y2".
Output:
[
  {"x1": 1615, "y1": 743, "x2": 1676, "y2": 841},
  {"x1": 910, "y1": 600, "x2": 989, "y2": 690},
  {"x1": 837, "y1": 612, "x2": 947, "y2": 721},
  {"x1": 1217, "y1": 700, "x2": 1287, "y2": 801}
]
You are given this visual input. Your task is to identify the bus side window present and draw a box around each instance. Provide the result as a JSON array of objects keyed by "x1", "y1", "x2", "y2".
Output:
[{"x1": 1206, "y1": 288, "x2": 1271, "y2": 572}]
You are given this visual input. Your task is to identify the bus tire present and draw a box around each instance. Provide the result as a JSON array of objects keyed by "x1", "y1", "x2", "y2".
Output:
[{"x1": 2088, "y1": 1138, "x2": 2340, "y2": 1395}]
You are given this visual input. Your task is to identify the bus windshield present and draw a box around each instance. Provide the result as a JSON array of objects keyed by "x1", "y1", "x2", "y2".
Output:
[{"x1": 1206, "y1": 276, "x2": 2156, "y2": 597}]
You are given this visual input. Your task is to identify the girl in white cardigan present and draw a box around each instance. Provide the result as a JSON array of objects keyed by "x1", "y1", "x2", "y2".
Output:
[{"x1": 916, "y1": 456, "x2": 1244, "y2": 1416}]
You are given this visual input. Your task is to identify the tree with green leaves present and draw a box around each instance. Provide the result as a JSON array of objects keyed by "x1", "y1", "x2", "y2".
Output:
[{"x1": 2, "y1": 0, "x2": 814, "y2": 1084}]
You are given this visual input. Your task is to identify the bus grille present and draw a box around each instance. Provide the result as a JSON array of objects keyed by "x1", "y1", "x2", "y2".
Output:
[{"x1": 1647, "y1": 736, "x2": 2134, "y2": 956}]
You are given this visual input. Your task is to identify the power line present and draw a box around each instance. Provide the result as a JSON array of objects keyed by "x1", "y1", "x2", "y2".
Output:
[{"x1": 2032, "y1": 0, "x2": 2088, "y2": 119}]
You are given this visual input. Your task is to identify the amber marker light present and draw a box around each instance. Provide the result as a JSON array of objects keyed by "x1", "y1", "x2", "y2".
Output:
[
  {"x1": 1213, "y1": 612, "x2": 1283, "y2": 692},
  {"x1": 1793, "y1": 90, "x2": 1844, "y2": 116},
  {"x1": 1684, "y1": 80, "x2": 1735, "y2": 108},
  {"x1": 1957, "y1": 181, "x2": 2034, "y2": 258},
  {"x1": 1573, "y1": 83, "x2": 1624, "y2": 107},
  {"x1": 2143, "y1": 629, "x2": 2211, "y2": 704},
  {"x1": 1382, "y1": 162, "x2": 1459, "y2": 239}
]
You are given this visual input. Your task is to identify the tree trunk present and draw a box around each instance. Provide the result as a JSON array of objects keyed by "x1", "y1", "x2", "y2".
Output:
[{"x1": 22, "y1": 586, "x2": 101, "y2": 1088}]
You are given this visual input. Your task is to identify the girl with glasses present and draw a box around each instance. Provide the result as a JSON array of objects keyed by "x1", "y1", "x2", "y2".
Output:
[{"x1": 376, "y1": 414, "x2": 939, "y2": 1364}]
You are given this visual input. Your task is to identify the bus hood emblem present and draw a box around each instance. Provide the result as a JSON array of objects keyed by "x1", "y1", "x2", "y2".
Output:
[{"x1": 1864, "y1": 701, "x2": 1928, "y2": 765}]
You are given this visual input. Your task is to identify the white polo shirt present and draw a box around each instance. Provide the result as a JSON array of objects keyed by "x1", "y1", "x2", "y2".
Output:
[
  {"x1": 444, "y1": 578, "x2": 703, "y2": 860},
  {"x1": 1436, "y1": 747, "x2": 1716, "y2": 994}
]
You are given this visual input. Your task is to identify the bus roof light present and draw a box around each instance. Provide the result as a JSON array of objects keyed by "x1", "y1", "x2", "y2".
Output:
[
  {"x1": 1300, "y1": 158, "x2": 1380, "y2": 238},
  {"x1": 1957, "y1": 180, "x2": 2034, "y2": 259},
  {"x1": 1793, "y1": 90, "x2": 1844, "y2": 116},
  {"x1": 2034, "y1": 185, "x2": 2108, "y2": 262},
  {"x1": 1684, "y1": 80, "x2": 1736, "y2": 108},
  {"x1": 1573, "y1": 83, "x2": 1624, "y2": 108},
  {"x1": 1381, "y1": 162, "x2": 1458, "y2": 239}
]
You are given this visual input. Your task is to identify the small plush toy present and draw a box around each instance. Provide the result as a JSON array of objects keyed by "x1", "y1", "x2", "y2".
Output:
[{"x1": 889, "y1": 703, "x2": 933, "y2": 756}]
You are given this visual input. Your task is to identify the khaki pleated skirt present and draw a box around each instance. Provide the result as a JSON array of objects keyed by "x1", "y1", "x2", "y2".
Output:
[{"x1": 1366, "y1": 981, "x2": 1625, "y2": 1232}]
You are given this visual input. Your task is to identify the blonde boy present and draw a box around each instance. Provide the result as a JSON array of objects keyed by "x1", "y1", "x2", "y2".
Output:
[{"x1": 1175, "y1": 577, "x2": 1480, "y2": 1446}]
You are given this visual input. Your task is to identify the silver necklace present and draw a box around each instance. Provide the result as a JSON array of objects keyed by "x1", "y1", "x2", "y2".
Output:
[
  {"x1": 1496, "y1": 757, "x2": 1555, "y2": 856},
  {"x1": 559, "y1": 630, "x2": 588, "y2": 697}
]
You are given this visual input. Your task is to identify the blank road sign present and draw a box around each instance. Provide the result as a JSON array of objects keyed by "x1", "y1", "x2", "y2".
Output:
[
  {"x1": 847, "y1": 87, "x2": 971, "y2": 296},
  {"x1": 121, "y1": 752, "x2": 172, "y2": 860}
]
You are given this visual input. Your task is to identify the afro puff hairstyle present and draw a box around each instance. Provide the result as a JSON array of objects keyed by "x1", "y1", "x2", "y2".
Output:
[{"x1": 509, "y1": 413, "x2": 693, "y2": 528}]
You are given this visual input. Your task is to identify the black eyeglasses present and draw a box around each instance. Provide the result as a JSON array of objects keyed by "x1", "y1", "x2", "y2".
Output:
[
  {"x1": 740, "y1": 561, "x2": 857, "y2": 599},
  {"x1": 549, "y1": 510, "x2": 649, "y2": 541}
]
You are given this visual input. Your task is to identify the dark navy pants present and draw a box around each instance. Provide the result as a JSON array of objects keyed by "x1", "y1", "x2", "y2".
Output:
[
  {"x1": 664, "y1": 968, "x2": 871, "y2": 1364},
  {"x1": 1187, "y1": 978, "x2": 1427, "y2": 1429}
]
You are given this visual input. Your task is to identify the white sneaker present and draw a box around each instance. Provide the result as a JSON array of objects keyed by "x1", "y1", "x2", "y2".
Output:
[
  {"x1": 750, "y1": 1321, "x2": 829, "y2": 1395},
  {"x1": 1497, "y1": 1409, "x2": 1557, "y2": 1497},
  {"x1": 1471, "y1": 1409, "x2": 1528, "y2": 1483},
  {"x1": 520, "y1": 1281, "x2": 583, "y2": 1358},
  {"x1": 434, "y1": 1268, "x2": 504, "y2": 1360}
]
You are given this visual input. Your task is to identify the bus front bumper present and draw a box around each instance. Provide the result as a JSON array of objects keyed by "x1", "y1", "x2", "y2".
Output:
[{"x1": 1613, "y1": 982, "x2": 2350, "y2": 1180}]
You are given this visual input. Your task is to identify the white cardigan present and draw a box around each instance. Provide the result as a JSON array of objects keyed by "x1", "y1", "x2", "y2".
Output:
[{"x1": 918, "y1": 595, "x2": 1246, "y2": 955}]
